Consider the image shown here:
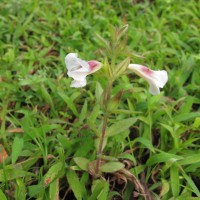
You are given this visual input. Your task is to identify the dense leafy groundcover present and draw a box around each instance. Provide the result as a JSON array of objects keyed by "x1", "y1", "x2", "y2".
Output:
[{"x1": 0, "y1": 0, "x2": 200, "y2": 199}]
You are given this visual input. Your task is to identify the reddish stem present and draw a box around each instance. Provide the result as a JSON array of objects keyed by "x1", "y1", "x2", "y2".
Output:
[{"x1": 95, "y1": 80, "x2": 112, "y2": 175}]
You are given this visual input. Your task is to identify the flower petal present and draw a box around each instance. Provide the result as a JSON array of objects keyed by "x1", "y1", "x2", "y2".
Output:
[
  {"x1": 65, "y1": 53, "x2": 89, "y2": 71},
  {"x1": 88, "y1": 60, "x2": 102, "y2": 74},
  {"x1": 128, "y1": 64, "x2": 168, "y2": 95},
  {"x1": 65, "y1": 53, "x2": 79, "y2": 71},
  {"x1": 70, "y1": 79, "x2": 87, "y2": 88},
  {"x1": 151, "y1": 70, "x2": 168, "y2": 88},
  {"x1": 77, "y1": 58, "x2": 90, "y2": 70},
  {"x1": 148, "y1": 81, "x2": 161, "y2": 95},
  {"x1": 65, "y1": 53, "x2": 102, "y2": 88},
  {"x1": 67, "y1": 67, "x2": 89, "y2": 81}
]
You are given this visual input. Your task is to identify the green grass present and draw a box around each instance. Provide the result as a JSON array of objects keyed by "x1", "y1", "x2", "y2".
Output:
[{"x1": 0, "y1": 0, "x2": 200, "y2": 199}]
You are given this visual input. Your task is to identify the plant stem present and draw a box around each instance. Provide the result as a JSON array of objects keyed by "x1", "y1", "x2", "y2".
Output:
[
  {"x1": 95, "y1": 80, "x2": 112, "y2": 175},
  {"x1": 95, "y1": 113, "x2": 108, "y2": 174}
]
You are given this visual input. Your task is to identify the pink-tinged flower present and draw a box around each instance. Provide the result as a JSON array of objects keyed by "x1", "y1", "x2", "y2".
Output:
[
  {"x1": 128, "y1": 64, "x2": 168, "y2": 95},
  {"x1": 65, "y1": 53, "x2": 102, "y2": 88}
]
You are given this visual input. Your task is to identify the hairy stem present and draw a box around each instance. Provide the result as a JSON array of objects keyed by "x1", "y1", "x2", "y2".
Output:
[
  {"x1": 95, "y1": 114, "x2": 108, "y2": 174},
  {"x1": 95, "y1": 80, "x2": 112, "y2": 175}
]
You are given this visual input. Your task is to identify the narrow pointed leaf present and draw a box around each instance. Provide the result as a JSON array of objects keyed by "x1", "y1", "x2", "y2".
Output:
[
  {"x1": 106, "y1": 118, "x2": 137, "y2": 137},
  {"x1": 79, "y1": 100, "x2": 88, "y2": 123},
  {"x1": 66, "y1": 170, "x2": 82, "y2": 200},
  {"x1": 114, "y1": 57, "x2": 130, "y2": 78},
  {"x1": 49, "y1": 179, "x2": 59, "y2": 200},
  {"x1": 147, "y1": 152, "x2": 183, "y2": 166},
  {"x1": 43, "y1": 162, "x2": 63, "y2": 187},
  {"x1": 100, "y1": 162, "x2": 124, "y2": 173},
  {"x1": 58, "y1": 92, "x2": 78, "y2": 116},
  {"x1": 117, "y1": 24, "x2": 129, "y2": 40},
  {"x1": 0, "y1": 189, "x2": 7, "y2": 200},
  {"x1": 133, "y1": 137, "x2": 155, "y2": 153},
  {"x1": 74, "y1": 157, "x2": 90, "y2": 171},
  {"x1": 12, "y1": 137, "x2": 24, "y2": 164},
  {"x1": 170, "y1": 164, "x2": 180, "y2": 197}
]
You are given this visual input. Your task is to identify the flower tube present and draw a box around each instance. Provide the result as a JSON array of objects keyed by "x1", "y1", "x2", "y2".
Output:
[{"x1": 128, "y1": 64, "x2": 168, "y2": 95}]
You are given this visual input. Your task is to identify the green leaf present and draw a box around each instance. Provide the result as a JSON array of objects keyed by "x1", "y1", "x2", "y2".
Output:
[
  {"x1": 124, "y1": 181, "x2": 134, "y2": 200},
  {"x1": 160, "y1": 123, "x2": 173, "y2": 134},
  {"x1": 0, "y1": 189, "x2": 7, "y2": 200},
  {"x1": 28, "y1": 183, "x2": 43, "y2": 198},
  {"x1": 98, "y1": 155, "x2": 118, "y2": 162},
  {"x1": 114, "y1": 57, "x2": 130, "y2": 78},
  {"x1": 117, "y1": 153, "x2": 136, "y2": 164},
  {"x1": 15, "y1": 179, "x2": 26, "y2": 200},
  {"x1": 193, "y1": 117, "x2": 200, "y2": 128},
  {"x1": 178, "y1": 154, "x2": 200, "y2": 166},
  {"x1": 49, "y1": 179, "x2": 59, "y2": 200},
  {"x1": 22, "y1": 12, "x2": 34, "y2": 28},
  {"x1": 38, "y1": 84, "x2": 54, "y2": 109},
  {"x1": 95, "y1": 34, "x2": 111, "y2": 54},
  {"x1": 107, "y1": 191, "x2": 121, "y2": 200},
  {"x1": 97, "y1": 180, "x2": 109, "y2": 200},
  {"x1": 43, "y1": 162, "x2": 63, "y2": 187},
  {"x1": 80, "y1": 173, "x2": 89, "y2": 199},
  {"x1": 160, "y1": 179, "x2": 170, "y2": 197},
  {"x1": 117, "y1": 24, "x2": 129, "y2": 40},
  {"x1": 89, "y1": 179, "x2": 109, "y2": 200},
  {"x1": 16, "y1": 157, "x2": 39, "y2": 170},
  {"x1": 79, "y1": 100, "x2": 88, "y2": 123},
  {"x1": 94, "y1": 137, "x2": 107, "y2": 151},
  {"x1": 133, "y1": 137, "x2": 155, "y2": 153},
  {"x1": 100, "y1": 162, "x2": 124, "y2": 173},
  {"x1": 106, "y1": 90, "x2": 123, "y2": 112},
  {"x1": 87, "y1": 104, "x2": 100, "y2": 128},
  {"x1": 0, "y1": 169, "x2": 35, "y2": 182},
  {"x1": 178, "y1": 96, "x2": 195, "y2": 114},
  {"x1": 66, "y1": 170, "x2": 82, "y2": 200},
  {"x1": 170, "y1": 164, "x2": 180, "y2": 197},
  {"x1": 58, "y1": 92, "x2": 78, "y2": 116},
  {"x1": 74, "y1": 157, "x2": 90, "y2": 171},
  {"x1": 181, "y1": 170, "x2": 200, "y2": 197},
  {"x1": 12, "y1": 137, "x2": 24, "y2": 164},
  {"x1": 106, "y1": 118, "x2": 137, "y2": 137},
  {"x1": 57, "y1": 134, "x2": 72, "y2": 149},
  {"x1": 95, "y1": 82, "x2": 103, "y2": 104},
  {"x1": 89, "y1": 180, "x2": 104, "y2": 200},
  {"x1": 174, "y1": 112, "x2": 200, "y2": 122},
  {"x1": 147, "y1": 152, "x2": 183, "y2": 166}
]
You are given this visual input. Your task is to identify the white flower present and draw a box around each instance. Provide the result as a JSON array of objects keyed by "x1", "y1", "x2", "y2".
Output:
[
  {"x1": 65, "y1": 53, "x2": 102, "y2": 88},
  {"x1": 128, "y1": 64, "x2": 168, "y2": 95}
]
